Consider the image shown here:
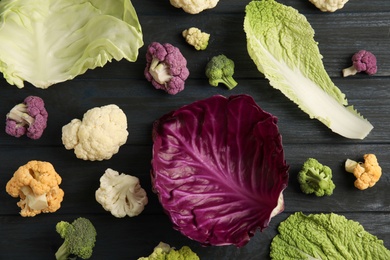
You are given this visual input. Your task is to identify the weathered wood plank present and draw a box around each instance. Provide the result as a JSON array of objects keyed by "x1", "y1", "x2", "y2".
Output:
[
  {"x1": 0, "y1": 212, "x2": 388, "y2": 259},
  {"x1": 0, "y1": 144, "x2": 388, "y2": 215},
  {"x1": 0, "y1": 76, "x2": 388, "y2": 146}
]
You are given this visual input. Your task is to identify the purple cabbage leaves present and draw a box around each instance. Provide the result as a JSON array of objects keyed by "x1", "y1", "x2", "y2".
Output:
[{"x1": 151, "y1": 94, "x2": 289, "y2": 247}]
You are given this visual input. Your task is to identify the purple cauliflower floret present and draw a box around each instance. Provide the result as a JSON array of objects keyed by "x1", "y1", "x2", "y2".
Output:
[
  {"x1": 342, "y1": 50, "x2": 377, "y2": 77},
  {"x1": 5, "y1": 96, "x2": 48, "y2": 139},
  {"x1": 144, "y1": 42, "x2": 190, "y2": 95}
]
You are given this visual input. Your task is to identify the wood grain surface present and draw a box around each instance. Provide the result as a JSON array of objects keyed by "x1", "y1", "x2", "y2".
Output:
[{"x1": 0, "y1": 0, "x2": 389, "y2": 259}]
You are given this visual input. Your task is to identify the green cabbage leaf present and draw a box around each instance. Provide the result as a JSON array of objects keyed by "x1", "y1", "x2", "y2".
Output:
[
  {"x1": 0, "y1": 0, "x2": 143, "y2": 88},
  {"x1": 270, "y1": 212, "x2": 390, "y2": 259},
  {"x1": 244, "y1": 0, "x2": 373, "y2": 139}
]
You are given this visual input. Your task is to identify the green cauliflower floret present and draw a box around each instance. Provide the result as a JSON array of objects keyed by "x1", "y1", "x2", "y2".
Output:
[
  {"x1": 166, "y1": 246, "x2": 199, "y2": 260},
  {"x1": 55, "y1": 217, "x2": 97, "y2": 260},
  {"x1": 205, "y1": 54, "x2": 238, "y2": 90},
  {"x1": 182, "y1": 27, "x2": 210, "y2": 51},
  {"x1": 138, "y1": 242, "x2": 199, "y2": 260},
  {"x1": 298, "y1": 158, "x2": 335, "y2": 196}
]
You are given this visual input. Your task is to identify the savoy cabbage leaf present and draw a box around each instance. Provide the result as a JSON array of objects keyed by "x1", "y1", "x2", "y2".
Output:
[
  {"x1": 244, "y1": 0, "x2": 373, "y2": 139},
  {"x1": 271, "y1": 212, "x2": 390, "y2": 260}
]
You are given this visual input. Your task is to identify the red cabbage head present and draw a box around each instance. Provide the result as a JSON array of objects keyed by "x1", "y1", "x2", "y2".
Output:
[{"x1": 151, "y1": 94, "x2": 289, "y2": 247}]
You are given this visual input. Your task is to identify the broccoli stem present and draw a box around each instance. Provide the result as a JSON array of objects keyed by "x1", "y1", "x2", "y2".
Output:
[
  {"x1": 221, "y1": 76, "x2": 238, "y2": 90},
  {"x1": 306, "y1": 168, "x2": 329, "y2": 189},
  {"x1": 55, "y1": 241, "x2": 70, "y2": 260}
]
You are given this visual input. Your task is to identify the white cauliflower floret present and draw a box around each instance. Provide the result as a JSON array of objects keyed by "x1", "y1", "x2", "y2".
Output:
[
  {"x1": 170, "y1": 0, "x2": 219, "y2": 14},
  {"x1": 95, "y1": 168, "x2": 148, "y2": 218},
  {"x1": 62, "y1": 104, "x2": 128, "y2": 161},
  {"x1": 309, "y1": 0, "x2": 349, "y2": 12}
]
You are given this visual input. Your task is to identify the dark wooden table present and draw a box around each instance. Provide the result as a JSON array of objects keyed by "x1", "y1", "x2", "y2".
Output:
[{"x1": 0, "y1": 0, "x2": 389, "y2": 259}]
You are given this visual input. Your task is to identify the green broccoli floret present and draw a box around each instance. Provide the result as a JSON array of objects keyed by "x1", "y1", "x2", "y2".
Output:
[
  {"x1": 55, "y1": 217, "x2": 97, "y2": 260},
  {"x1": 298, "y1": 158, "x2": 335, "y2": 196},
  {"x1": 205, "y1": 54, "x2": 238, "y2": 90},
  {"x1": 138, "y1": 242, "x2": 199, "y2": 260}
]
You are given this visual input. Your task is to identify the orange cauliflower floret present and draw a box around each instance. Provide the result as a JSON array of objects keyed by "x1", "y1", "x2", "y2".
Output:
[
  {"x1": 5, "y1": 160, "x2": 64, "y2": 217},
  {"x1": 345, "y1": 154, "x2": 382, "y2": 190}
]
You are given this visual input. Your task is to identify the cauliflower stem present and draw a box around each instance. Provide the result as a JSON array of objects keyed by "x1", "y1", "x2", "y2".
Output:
[
  {"x1": 7, "y1": 103, "x2": 34, "y2": 125},
  {"x1": 20, "y1": 186, "x2": 48, "y2": 210},
  {"x1": 149, "y1": 58, "x2": 172, "y2": 85}
]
